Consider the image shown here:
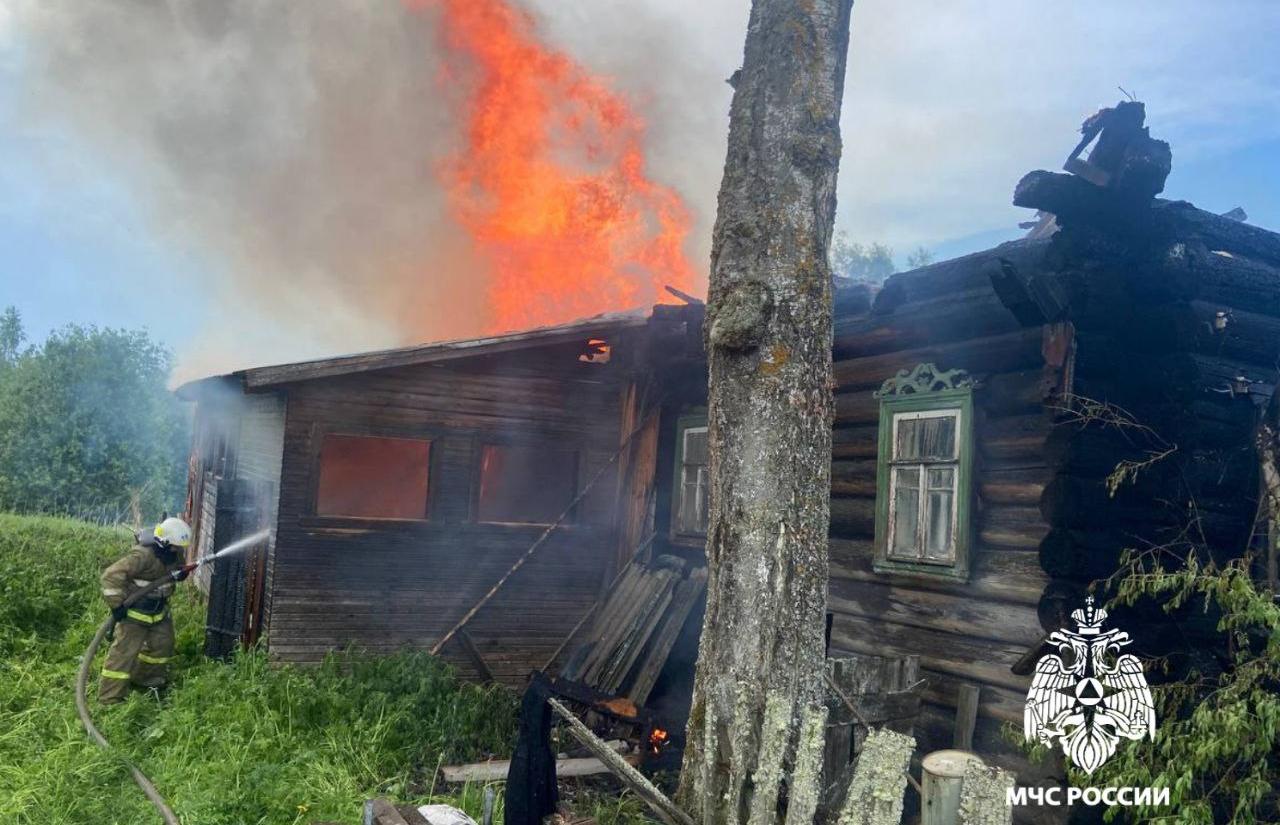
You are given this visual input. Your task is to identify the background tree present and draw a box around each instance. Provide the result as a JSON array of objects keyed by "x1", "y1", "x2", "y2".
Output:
[
  {"x1": 0, "y1": 308, "x2": 188, "y2": 522},
  {"x1": 904, "y1": 246, "x2": 934, "y2": 269},
  {"x1": 677, "y1": 0, "x2": 854, "y2": 823},
  {"x1": 0, "y1": 306, "x2": 24, "y2": 367},
  {"x1": 830, "y1": 231, "x2": 934, "y2": 284}
]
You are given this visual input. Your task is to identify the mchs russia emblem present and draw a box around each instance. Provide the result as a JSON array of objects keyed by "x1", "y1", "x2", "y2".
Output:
[{"x1": 1023, "y1": 597, "x2": 1156, "y2": 775}]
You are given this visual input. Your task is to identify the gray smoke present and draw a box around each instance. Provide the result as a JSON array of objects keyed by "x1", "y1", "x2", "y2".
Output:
[{"x1": 13, "y1": 1, "x2": 716, "y2": 381}]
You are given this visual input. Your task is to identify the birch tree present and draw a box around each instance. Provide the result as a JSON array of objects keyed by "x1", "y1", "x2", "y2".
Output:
[{"x1": 678, "y1": 1, "x2": 855, "y2": 823}]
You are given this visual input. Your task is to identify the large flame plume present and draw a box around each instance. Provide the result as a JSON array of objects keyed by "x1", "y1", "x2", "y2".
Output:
[{"x1": 417, "y1": 0, "x2": 698, "y2": 332}]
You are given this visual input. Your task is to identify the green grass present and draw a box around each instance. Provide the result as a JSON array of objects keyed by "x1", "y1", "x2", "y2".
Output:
[{"x1": 0, "y1": 513, "x2": 522, "y2": 824}]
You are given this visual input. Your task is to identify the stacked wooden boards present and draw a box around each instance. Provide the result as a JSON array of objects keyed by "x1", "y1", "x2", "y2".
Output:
[{"x1": 559, "y1": 555, "x2": 708, "y2": 705}]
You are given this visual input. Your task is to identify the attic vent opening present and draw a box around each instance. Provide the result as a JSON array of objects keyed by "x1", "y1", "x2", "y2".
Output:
[{"x1": 579, "y1": 338, "x2": 611, "y2": 364}]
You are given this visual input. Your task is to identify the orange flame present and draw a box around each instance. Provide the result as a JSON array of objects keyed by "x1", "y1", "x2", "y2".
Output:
[{"x1": 415, "y1": 0, "x2": 697, "y2": 332}]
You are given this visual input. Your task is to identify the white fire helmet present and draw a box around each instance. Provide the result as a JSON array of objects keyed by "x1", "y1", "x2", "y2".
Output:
[{"x1": 154, "y1": 517, "x2": 192, "y2": 548}]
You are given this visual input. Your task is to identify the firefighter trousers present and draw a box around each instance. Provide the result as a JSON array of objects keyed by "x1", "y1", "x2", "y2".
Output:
[{"x1": 99, "y1": 615, "x2": 175, "y2": 702}]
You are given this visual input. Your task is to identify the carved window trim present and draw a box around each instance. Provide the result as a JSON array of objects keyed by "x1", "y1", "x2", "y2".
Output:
[{"x1": 873, "y1": 363, "x2": 976, "y2": 580}]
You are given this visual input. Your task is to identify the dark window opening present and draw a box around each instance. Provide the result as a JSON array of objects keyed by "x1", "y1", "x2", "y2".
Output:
[
  {"x1": 478, "y1": 444, "x2": 578, "y2": 524},
  {"x1": 315, "y1": 434, "x2": 431, "y2": 520}
]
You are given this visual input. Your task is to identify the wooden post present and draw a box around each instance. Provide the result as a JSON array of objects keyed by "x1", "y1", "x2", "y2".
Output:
[
  {"x1": 953, "y1": 684, "x2": 980, "y2": 751},
  {"x1": 920, "y1": 750, "x2": 984, "y2": 825}
]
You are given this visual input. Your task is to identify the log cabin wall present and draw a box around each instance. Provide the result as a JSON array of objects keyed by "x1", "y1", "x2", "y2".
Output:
[
  {"x1": 266, "y1": 339, "x2": 634, "y2": 683},
  {"x1": 826, "y1": 239, "x2": 1063, "y2": 785},
  {"x1": 1012, "y1": 175, "x2": 1280, "y2": 687}
]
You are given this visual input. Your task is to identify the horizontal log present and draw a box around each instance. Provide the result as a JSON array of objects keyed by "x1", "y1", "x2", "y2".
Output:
[
  {"x1": 829, "y1": 539, "x2": 1046, "y2": 605},
  {"x1": 1039, "y1": 528, "x2": 1132, "y2": 581},
  {"x1": 1124, "y1": 300, "x2": 1280, "y2": 367},
  {"x1": 978, "y1": 505, "x2": 1048, "y2": 550},
  {"x1": 832, "y1": 424, "x2": 879, "y2": 458},
  {"x1": 1038, "y1": 475, "x2": 1253, "y2": 534},
  {"x1": 829, "y1": 496, "x2": 876, "y2": 538},
  {"x1": 834, "y1": 288, "x2": 1021, "y2": 358},
  {"x1": 1038, "y1": 579, "x2": 1090, "y2": 633},
  {"x1": 983, "y1": 369, "x2": 1049, "y2": 415},
  {"x1": 829, "y1": 612, "x2": 1030, "y2": 693},
  {"x1": 1150, "y1": 198, "x2": 1280, "y2": 267},
  {"x1": 834, "y1": 328, "x2": 1044, "y2": 391},
  {"x1": 831, "y1": 459, "x2": 877, "y2": 496},
  {"x1": 979, "y1": 414, "x2": 1053, "y2": 464},
  {"x1": 873, "y1": 239, "x2": 1051, "y2": 312},
  {"x1": 833, "y1": 390, "x2": 878, "y2": 425},
  {"x1": 828, "y1": 576, "x2": 1043, "y2": 647},
  {"x1": 440, "y1": 756, "x2": 636, "y2": 783},
  {"x1": 915, "y1": 668, "x2": 1028, "y2": 725},
  {"x1": 979, "y1": 467, "x2": 1049, "y2": 506}
]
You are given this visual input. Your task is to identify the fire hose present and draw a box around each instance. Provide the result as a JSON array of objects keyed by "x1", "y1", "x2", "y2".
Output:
[
  {"x1": 74, "y1": 562, "x2": 196, "y2": 825},
  {"x1": 74, "y1": 526, "x2": 270, "y2": 824}
]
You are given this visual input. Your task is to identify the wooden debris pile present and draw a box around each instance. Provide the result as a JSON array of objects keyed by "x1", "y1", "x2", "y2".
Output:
[
  {"x1": 819, "y1": 654, "x2": 924, "y2": 820},
  {"x1": 557, "y1": 554, "x2": 707, "y2": 704}
]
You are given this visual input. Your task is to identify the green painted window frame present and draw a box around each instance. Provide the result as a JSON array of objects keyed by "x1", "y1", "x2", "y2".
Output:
[
  {"x1": 671, "y1": 412, "x2": 710, "y2": 541},
  {"x1": 873, "y1": 385, "x2": 974, "y2": 580}
]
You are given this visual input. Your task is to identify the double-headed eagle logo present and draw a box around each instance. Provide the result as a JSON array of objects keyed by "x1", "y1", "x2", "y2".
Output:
[{"x1": 1024, "y1": 597, "x2": 1156, "y2": 774}]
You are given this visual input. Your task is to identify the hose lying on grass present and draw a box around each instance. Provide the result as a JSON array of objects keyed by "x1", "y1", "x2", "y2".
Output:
[{"x1": 74, "y1": 570, "x2": 190, "y2": 825}]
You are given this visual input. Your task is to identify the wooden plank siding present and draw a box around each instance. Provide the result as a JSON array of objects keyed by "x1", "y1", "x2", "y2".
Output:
[
  {"x1": 236, "y1": 392, "x2": 285, "y2": 637},
  {"x1": 825, "y1": 250, "x2": 1056, "y2": 785},
  {"x1": 266, "y1": 348, "x2": 631, "y2": 682}
]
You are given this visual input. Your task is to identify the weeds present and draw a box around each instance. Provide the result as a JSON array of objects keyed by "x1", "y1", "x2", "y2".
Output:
[
  {"x1": 0, "y1": 513, "x2": 518, "y2": 824},
  {"x1": 0, "y1": 513, "x2": 656, "y2": 824}
]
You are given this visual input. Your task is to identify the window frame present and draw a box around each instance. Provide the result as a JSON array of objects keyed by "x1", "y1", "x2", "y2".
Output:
[
  {"x1": 670, "y1": 412, "x2": 710, "y2": 542},
  {"x1": 471, "y1": 437, "x2": 582, "y2": 527},
  {"x1": 307, "y1": 426, "x2": 437, "y2": 524},
  {"x1": 872, "y1": 366, "x2": 975, "y2": 580}
]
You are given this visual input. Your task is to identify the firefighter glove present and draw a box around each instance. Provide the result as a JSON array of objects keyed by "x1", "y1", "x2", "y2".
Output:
[{"x1": 111, "y1": 604, "x2": 128, "y2": 623}]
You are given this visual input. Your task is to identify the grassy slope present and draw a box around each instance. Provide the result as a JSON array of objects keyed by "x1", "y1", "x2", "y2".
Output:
[{"x1": 0, "y1": 514, "x2": 520, "y2": 825}]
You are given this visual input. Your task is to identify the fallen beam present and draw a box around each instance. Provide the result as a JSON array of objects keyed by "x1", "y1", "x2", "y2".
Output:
[
  {"x1": 441, "y1": 756, "x2": 638, "y2": 784},
  {"x1": 547, "y1": 698, "x2": 693, "y2": 825}
]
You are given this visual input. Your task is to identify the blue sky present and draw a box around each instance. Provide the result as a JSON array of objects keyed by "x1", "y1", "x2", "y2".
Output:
[{"x1": 3, "y1": 1, "x2": 1279, "y2": 376}]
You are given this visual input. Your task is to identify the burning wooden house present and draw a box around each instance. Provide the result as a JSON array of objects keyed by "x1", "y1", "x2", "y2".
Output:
[{"x1": 178, "y1": 106, "x2": 1280, "y2": 805}]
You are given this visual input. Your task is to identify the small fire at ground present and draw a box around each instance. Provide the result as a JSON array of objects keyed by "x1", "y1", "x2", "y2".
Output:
[
  {"x1": 648, "y1": 727, "x2": 670, "y2": 755},
  {"x1": 413, "y1": 0, "x2": 698, "y2": 333}
]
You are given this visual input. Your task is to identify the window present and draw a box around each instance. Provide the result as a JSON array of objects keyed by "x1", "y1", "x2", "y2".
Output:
[
  {"x1": 316, "y1": 434, "x2": 431, "y2": 520},
  {"x1": 873, "y1": 364, "x2": 975, "y2": 579},
  {"x1": 477, "y1": 443, "x2": 578, "y2": 524},
  {"x1": 673, "y1": 415, "x2": 709, "y2": 537}
]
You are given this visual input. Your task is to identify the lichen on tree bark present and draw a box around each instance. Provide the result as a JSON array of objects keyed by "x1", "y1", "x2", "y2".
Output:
[{"x1": 675, "y1": 0, "x2": 855, "y2": 823}]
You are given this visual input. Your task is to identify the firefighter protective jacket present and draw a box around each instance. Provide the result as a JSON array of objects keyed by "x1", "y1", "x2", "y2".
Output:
[{"x1": 100, "y1": 540, "x2": 185, "y2": 621}]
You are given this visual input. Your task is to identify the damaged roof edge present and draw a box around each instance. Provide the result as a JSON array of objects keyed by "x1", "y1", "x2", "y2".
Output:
[{"x1": 173, "y1": 309, "x2": 652, "y2": 399}]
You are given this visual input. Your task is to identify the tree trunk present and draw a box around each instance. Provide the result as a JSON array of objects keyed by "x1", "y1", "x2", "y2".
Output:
[{"x1": 677, "y1": 1, "x2": 854, "y2": 823}]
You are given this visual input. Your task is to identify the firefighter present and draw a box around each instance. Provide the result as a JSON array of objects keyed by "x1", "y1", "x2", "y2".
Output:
[{"x1": 98, "y1": 517, "x2": 192, "y2": 704}]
